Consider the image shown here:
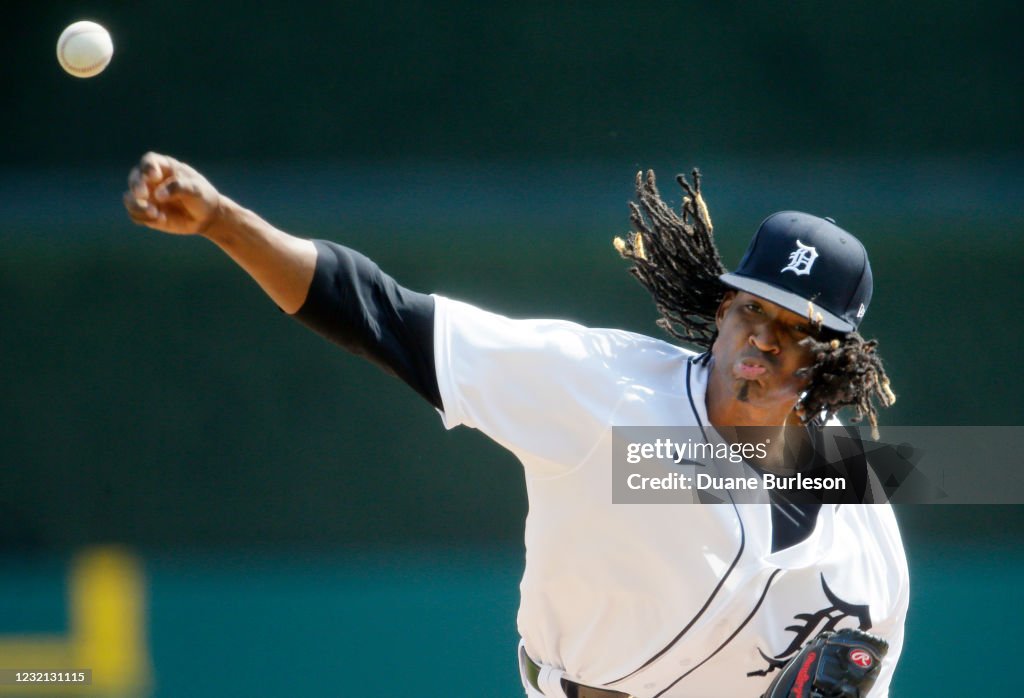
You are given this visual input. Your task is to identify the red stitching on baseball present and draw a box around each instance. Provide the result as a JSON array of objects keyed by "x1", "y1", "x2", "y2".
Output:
[{"x1": 59, "y1": 28, "x2": 110, "y2": 74}]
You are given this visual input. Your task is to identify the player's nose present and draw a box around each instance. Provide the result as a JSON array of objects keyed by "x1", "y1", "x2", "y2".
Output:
[{"x1": 748, "y1": 327, "x2": 780, "y2": 354}]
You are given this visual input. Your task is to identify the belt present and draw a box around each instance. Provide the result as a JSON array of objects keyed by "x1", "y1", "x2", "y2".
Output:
[{"x1": 522, "y1": 649, "x2": 633, "y2": 698}]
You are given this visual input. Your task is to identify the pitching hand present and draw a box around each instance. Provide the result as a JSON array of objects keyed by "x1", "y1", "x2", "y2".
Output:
[{"x1": 123, "y1": 152, "x2": 222, "y2": 235}]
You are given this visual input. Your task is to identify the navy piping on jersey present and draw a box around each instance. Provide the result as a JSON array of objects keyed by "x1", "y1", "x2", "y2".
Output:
[
  {"x1": 652, "y1": 569, "x2": 784, "y2": 698},
  {"x1": 291, "y1": 239, "x2": 442, "y2": 409},
  {"x1": 685, "y1": 357, "x2": 710, "y2": 444},
  {"x1": 607, "y1": 357, "x2": 747, "y2": 686},
  {"x1": 688, "y1": 352, "x2": 823, "y2": 551},
  {"x1": 607, "y1": 489, "x2": 747, "y2": 686}
]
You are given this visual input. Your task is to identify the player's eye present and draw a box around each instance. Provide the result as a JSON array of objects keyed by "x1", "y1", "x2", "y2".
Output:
[{"x1": 745, "y1": 303, "x2": 763, "y2": 314}]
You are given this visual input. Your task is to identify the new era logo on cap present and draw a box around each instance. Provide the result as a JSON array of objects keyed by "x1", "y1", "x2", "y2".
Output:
[{"x1": 719, "y1": 212, "x2": 873, "y2": 333}]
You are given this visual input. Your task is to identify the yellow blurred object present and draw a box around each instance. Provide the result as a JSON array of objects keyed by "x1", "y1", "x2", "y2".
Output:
[{"x1": 0, "y1": 546, "x2": 151, "y2": 696}]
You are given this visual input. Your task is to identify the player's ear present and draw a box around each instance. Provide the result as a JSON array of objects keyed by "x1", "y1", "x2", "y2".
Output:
[{"x1": 715, "y1": 291, "x2": 736, "y2": 329}]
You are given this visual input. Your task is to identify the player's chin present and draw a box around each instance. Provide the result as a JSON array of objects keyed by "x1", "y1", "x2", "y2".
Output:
[
  {"x1": 734, "y1": 377, "x2": 765, "y2": 401},
  {"x1": 737, "y1": 378, "x2": 799, "y2": 405}
]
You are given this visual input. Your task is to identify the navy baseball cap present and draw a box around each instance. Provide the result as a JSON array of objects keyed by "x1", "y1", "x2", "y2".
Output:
[{"x1": 720, "y1": 211, "x2": 872, "y2": 333}]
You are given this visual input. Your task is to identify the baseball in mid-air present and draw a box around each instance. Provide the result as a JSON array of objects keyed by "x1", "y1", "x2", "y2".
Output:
[{"x1": 56, "y1": 21, "x2": 113, "y2": 78}]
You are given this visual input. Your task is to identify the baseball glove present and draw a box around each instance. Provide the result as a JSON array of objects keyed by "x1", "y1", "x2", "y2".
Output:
[{"x1": 761, "y1": 628, "x2": 889, "y2": 698}]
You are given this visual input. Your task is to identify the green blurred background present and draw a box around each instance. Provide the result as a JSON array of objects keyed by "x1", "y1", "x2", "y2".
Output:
[{"x1": 2, "y1": 1, "x2": 1021, "y2": 695}]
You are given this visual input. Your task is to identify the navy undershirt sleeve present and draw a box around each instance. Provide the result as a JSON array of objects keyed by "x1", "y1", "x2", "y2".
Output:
[{"x1": 291, "y1": 239, "x2": 442, "y2": 409}]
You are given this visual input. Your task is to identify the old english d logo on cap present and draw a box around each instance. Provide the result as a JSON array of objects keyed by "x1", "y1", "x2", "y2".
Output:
[
  {"x1": 781, "y1": 240, "x2": 819, "y2": 276},
  {"x1": 719, "y1": 212, "x2": 873, "y2": 333}
]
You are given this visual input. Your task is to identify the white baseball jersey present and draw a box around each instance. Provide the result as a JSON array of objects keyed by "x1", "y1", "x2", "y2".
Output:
[{"x1": 432, "y1": 296, "x2": 909, "y2": 698}]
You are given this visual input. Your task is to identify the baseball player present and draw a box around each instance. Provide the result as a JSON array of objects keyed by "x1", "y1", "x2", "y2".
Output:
[{"x1": 124, "y1": 153, "x2": 909, "y2": 697}]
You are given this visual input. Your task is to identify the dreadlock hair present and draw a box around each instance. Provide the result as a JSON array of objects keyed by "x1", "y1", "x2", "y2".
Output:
[
  {"x1": 613, "y1": 169, "x2": 727, "y2": 345},
  {"x1": 614, "y1": 169, "x2": 896, "y2": 436}
]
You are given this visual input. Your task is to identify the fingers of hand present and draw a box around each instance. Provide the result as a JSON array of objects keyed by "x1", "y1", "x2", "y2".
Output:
[
  {"x1": 127, "y1": 152, "x2": 180, "y2": 219},
  {"x1": 139, "y1": 151, "x2": 173, "y2": 184},
  {"x1": 129, "y1": 152, "x2": 175, "y2": 202},
  {"x1": 125, "y1": 152, "x2": 208, "y2": 231},
  {"x1": 127, "y1": 166, "x2": 149, "y2": 199},
  {"x1": 122, "y1": 190, "x2": 163, "y2": 225},
  {"x1": 153, "y1": 176, "x2": 196, "y2": 203}
]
